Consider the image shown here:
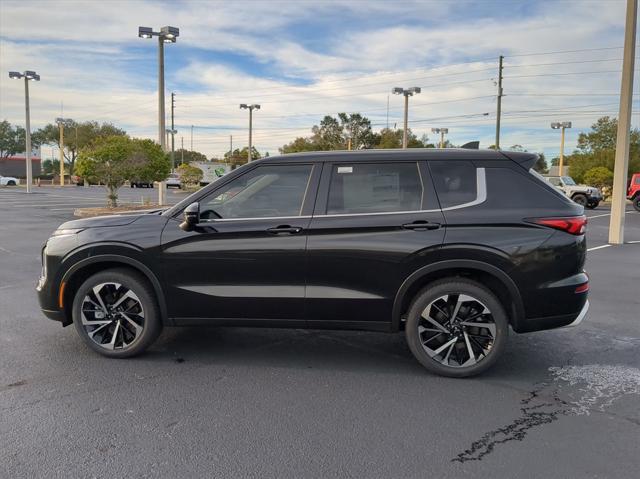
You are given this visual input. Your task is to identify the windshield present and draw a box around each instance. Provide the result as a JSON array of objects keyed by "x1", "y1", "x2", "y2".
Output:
[{"x1": 562, "y1": 176, "x2": 576, "y2": 185}]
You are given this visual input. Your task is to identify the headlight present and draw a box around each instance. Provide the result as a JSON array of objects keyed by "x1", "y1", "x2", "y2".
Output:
[{"x1": 51, "y1": 228, "x2": 84, "y2": 237}]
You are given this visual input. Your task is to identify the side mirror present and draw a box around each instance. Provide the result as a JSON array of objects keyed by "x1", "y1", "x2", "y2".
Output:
[{"x1": 180, "y1": 202, "x2": 200, "y2": 231}]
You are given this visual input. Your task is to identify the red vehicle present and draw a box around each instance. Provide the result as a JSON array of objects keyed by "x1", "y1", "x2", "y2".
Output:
[{"x1": 628, "y1": 173, "x2": 640, "y2": 212}]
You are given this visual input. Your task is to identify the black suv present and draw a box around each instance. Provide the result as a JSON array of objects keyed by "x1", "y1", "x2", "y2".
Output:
[{"x1": 37, "y1": 149, "x2": 589, "y2": 377}]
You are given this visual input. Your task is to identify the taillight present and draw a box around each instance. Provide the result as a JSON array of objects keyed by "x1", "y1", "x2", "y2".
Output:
[
  {"x1": 575, "y1": 283, "x2": 589, "y2": 293},
  {"x1": 526, "y1": 215, "x2": 587, "y2": 235}
]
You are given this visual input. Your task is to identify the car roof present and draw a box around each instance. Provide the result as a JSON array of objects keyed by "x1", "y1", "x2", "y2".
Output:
[{"x1": 254, "y1": 148, "x2": 537, "y2": 165}]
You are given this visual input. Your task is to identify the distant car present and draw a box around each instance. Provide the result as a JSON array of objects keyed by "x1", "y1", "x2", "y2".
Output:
[
  {"x1": 544, "y1": 175, "x2": 601, "y2": 209},
  {"x1": 166, "y1": 173, "x2": 181, "y2": 189},
  {"x1": 130, "y1": 180, "x2": 154, "y2": 188},
  {"x1": 0, "y1": 175, "x2": 19, "y2": 186},
  {"x1": 628, "y1": 173, "x2": 640, "y2": 212},
  {"x1": 72, "y1": 175, "x2": 100, "y2": 186}
]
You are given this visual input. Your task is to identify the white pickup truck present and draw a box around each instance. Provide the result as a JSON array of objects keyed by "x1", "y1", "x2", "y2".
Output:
[{"x1": 544, "y1": 175, "x2": 602, "y2": 209}]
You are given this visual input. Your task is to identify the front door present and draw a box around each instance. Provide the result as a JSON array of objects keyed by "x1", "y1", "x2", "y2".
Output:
[
  {"x1": 305, "y1": 160, "x2": 445, "y2": 328},
  {"x1": 161, "y1": 163, "x2": 318, "y2": 323}
]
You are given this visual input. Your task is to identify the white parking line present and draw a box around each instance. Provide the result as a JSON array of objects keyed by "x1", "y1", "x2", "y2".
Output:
[
  {"x1": 627, "y1": 240, "x2": 640, "y2": 244},
  {"x1": 587, "y1": 244, "x2": 612, "y2": 252},
  {"x1": 587, "y1": 210, "x2": 635, "y2": 219}
]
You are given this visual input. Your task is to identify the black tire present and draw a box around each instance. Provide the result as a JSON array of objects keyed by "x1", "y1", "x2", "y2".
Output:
[
  {"x1": 633, "y1": 196, "x2": 640, "y2": 212},
  {"x1": 586, "y1": 201, "x2": 598, "y2": 210},
  {"x1": 405, "y1": 278, "x2": 509, "y2": 378},
  {"x1": 7, "y1": 180, "x2": 16, "y2": 186},
  {"x1": 572, "y1": 194, "x2": 588, "y2": 206},
  {"x1": 72, "y1": 268, "x2": 162, "y2": 358}
]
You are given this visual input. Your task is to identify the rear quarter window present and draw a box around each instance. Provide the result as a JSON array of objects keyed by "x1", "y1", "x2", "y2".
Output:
[{"x1": 429, "y1": 161, "x2": 477, "y2": 208}]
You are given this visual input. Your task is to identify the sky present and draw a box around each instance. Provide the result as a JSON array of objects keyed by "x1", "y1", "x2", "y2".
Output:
[{"x1": 0, "y1": 0, "x2": 638, "y2": 160}]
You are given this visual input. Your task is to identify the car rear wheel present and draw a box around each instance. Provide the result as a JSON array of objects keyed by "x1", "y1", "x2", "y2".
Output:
[
  {"x1": 572, "y1": 194, "x2": 587, "y2": 206},
  {"x1": 72, "y1": 268, "x2": 162, "y2": 358},
  {"x1": 586, "y1": 201, "x2": 598, "y2": 209},
  {"x1": 405, "y1": 279, "x2": 509, "y2": 378},
  {"x1": 7, "y1": 180, "x2": 16, "y2": 186},
  {"x1": 633, "y1": 196, "x2": 640, "y2": 212}
]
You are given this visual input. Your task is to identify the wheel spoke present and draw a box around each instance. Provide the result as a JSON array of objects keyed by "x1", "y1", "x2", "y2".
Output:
[
  {"x1": 87, "y1": 322, "x2": 111, "y2": 339},
  {"x1": 425, "y1": 337, "x2": 457, "y2": 359},
  {"x1": 460, "y1": 321, "x2": 496, "y2": 337},
  {"x1": 121, "y1": 313, "x2": 143, "y2": 335},
  {"x1": 421, "y1": 309, "x2": 450, "y2": 333},
  {"x1": 106, "y1": 321, "x2": 121, "y2": 350},
  {"x1": 91, "y1": 286, "x2": 108, "y2": 313},
  {"x1": 462, "y1": 332, "x2": 477, "y2": 366},
  {"x1": 111, "y1": 289, "x2": 137, "y2": 310}
]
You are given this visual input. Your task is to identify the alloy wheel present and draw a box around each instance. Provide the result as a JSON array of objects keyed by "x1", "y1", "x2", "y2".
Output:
[
  {"x1": 418, "y1": 293, "x2": 496, "y2": 368},
  {"x1": 80, "y1": 282, "x2": 145, "y2": 350}
]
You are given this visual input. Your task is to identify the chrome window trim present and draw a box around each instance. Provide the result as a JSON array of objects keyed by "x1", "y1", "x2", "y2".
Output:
[
  {"x1": 440, "y1": 167, "x2": 486, "y2": 211},
  {"x1": 197, "y1": 168, "x2": 487, "y2": 221}
]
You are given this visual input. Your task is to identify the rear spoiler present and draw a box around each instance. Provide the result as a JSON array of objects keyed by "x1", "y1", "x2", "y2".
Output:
[{"x1": 499, "y1": 151, "x2": 538, "y2": 170}]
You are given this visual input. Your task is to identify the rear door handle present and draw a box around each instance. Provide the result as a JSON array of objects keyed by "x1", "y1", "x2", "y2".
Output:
[
  {"x1": 402, "y1": 221, "x2": 441, "y2": 231},
  {"x1": 267, "y1": 225, "x2": 303, "y2": 235}
]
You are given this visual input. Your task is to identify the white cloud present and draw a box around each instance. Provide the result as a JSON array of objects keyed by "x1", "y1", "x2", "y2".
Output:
[{"x1": 0, "y1": 0, "x2": 637, "y2": 159}]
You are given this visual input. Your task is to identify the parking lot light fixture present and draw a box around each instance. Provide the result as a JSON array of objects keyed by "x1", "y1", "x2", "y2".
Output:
[
  {"x1": 393, "y1": 87, "x2": 421, "y2": 148},
  {"x1": 138, "y1": 25, "x2": 180, "y2": 206},
  {"x1": 551, "y1": 121, "x2": 572, "y2": 176},
  {"x1": 240, "y1": 104, "x2": 260, "y2": 162},
  {"x1": 9, "y1": 70, "x2": 40, "y2": 193},
  {"x1": 431, "y1": 128, "x2": 449, "y2": 148}
]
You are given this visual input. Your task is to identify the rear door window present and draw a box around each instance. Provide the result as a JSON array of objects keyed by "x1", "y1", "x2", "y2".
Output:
[{"x1": 326, "y1": 162, "x2": 423, "y2": 214}]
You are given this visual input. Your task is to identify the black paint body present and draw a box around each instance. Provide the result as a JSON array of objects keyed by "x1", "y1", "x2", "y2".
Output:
[{"x1": 38, "y1": 149, "x2": 587, "y2": 334}]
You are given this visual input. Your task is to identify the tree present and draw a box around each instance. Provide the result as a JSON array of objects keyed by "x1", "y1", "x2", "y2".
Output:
[
  {"x1": 76, "y1": 136, "x2": 170, "y2": 207},
  {"x1": 0, "y1": 120, "x2": 26, "y2": 159},
  {"x1": 279, "y1": 137, "x2": 317, "y2": 154},
  {"x1": 223, "y1": 147, "x2": 261, "y2": 168},
  {"x1": 373, "y1": 128, "x2": 431, "y2": 149},
  {"x1": 568, "y1": 116, "x2": 640, "y2": 183},
  {"x1": 176, "y1": 163, "x2": 203, "y2": 186},
  {"x1": 338, "y1": 112, "x2": 375, "y2": 149},
  {"x1": 583, "y1": 166, "x2": 613, "y2": 189},
  {"x1": 531, "y1": 153, "x2": 548, "y2": 173},
  {"x1": 34, "y1": 120, "x2": 126, "y2": 176},
  {"x1": 175, "y1": 148, "x2": 207, "y2": 164},
  {"x1": 311, "y1": 115, "x2": 344, "y2": 150}
]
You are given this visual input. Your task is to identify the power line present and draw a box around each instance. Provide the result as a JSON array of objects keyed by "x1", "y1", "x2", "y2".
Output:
[{"x1": 506, "y1": 45, "x2": 633, "y2": 58}]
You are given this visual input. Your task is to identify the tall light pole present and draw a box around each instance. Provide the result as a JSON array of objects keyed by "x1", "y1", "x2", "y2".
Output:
[
  {"x1": 609, "y1": 0, "x2": 637, "y2": 245},
  {"x1": 9, "y1": 71, "x2": 40, "y2": 193},
  {"x1": 55, "y1": 117, "x2": 71, "y2": 186},
  {"x1": 139, "y1": 25, "x2": 179, "y2": 205},
  {"x1": 431, "y1": 128, "x2": 449, "y2": 148},
  {"x1": 392, "y1": 87, "x2": 421, "y2": 148},
  {"x1": 240, "y1": 104, "x2": 260, "y2": 162},
  {"x1": 551, "y1": 122, "x2": 572, "y2": 176},
  {"x1": 166, "y1": 128, "x2": 177, "y2": 169}
]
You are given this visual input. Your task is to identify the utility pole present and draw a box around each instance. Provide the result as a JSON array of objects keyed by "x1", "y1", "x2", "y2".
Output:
[
  {"x1": 190, "y1": 125, "x2": 193, "y2": 151},
  {"x1": 386, "y1": 94, "x2": 389, "y2": 130},
  {"x1": 181, "y1": 136, "x2": 184, "y2": 164},
  {"x1": 392, "y1": 87, "x2": 421, "y2": 149},
  {"x1": 139, "y1": 25, "x2": 179, "y2": 205},
  {"x1": 495, "y1": 55, "x2": 504, "y2": 150},
  {"x1": 58, "y1": 120, "x2": 64, "y2": 186},
  {"x1": 551, "y1": 122, "x2": 572, "y2": 175},
  {"x1": 9, "y1": 71, "x2": 40, "y2": 192},
  {"x1": 171, "y1": 92, "x2": 176, "y2": 170},
  {"x1": 239, "y1": 104, "x2": 260, "y2": 162},
  {"x1": 609, "y1": 0, "x2": 637, "y2": 245},
  {"x1": 229, "y1": 135, "x2": 233, "y2": 163},
  {"x1": 432, "y1": 128, "x2": 449, "y2": 148}
]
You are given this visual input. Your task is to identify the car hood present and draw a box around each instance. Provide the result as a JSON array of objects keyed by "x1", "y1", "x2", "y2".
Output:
[{"x1": 56, "y1": 209, "x2": 166, "y2": 230}]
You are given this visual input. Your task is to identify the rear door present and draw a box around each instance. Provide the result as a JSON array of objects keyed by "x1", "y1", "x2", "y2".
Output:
[{"x1": 305, "y1": 160, "x2": 445, "y2": 329}]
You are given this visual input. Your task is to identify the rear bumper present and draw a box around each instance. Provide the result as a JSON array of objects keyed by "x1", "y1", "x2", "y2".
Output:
[{"x1": 563, "y1": 299, "x2": 589, "y2": 328}]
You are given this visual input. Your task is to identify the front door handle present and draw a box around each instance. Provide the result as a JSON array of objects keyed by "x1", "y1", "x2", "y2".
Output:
[
  {"x1": 402, "y1": 221, "x2": 441, "y2": 231},
  {"x1": 267, "y1": 225, "x2": 303, "y2": 235}
]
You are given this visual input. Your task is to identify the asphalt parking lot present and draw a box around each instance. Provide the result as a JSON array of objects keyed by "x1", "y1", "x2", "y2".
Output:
[{"x1": 1, "y1": 186, "x2": 639, "y2": 478}]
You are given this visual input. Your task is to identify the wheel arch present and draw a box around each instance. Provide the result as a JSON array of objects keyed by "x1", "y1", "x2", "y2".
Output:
[
  {"x1": 391, "y1": 260, "x2": 524, "y2": 332},
  {"x1": 60, "y1": 254, "x2": 169, "y2": 327}
]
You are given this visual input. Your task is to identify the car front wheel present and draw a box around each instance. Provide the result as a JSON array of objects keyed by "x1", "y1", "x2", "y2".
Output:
[
  {"x1": 72, "y1": 268, "x2": 162, "y2": 358},
  {"x1": 405, "y1": 279, "x2": 509, "y2": 377},
  {"x1": 572, "y1": 194, "x2": 587, "y2": 206}
]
